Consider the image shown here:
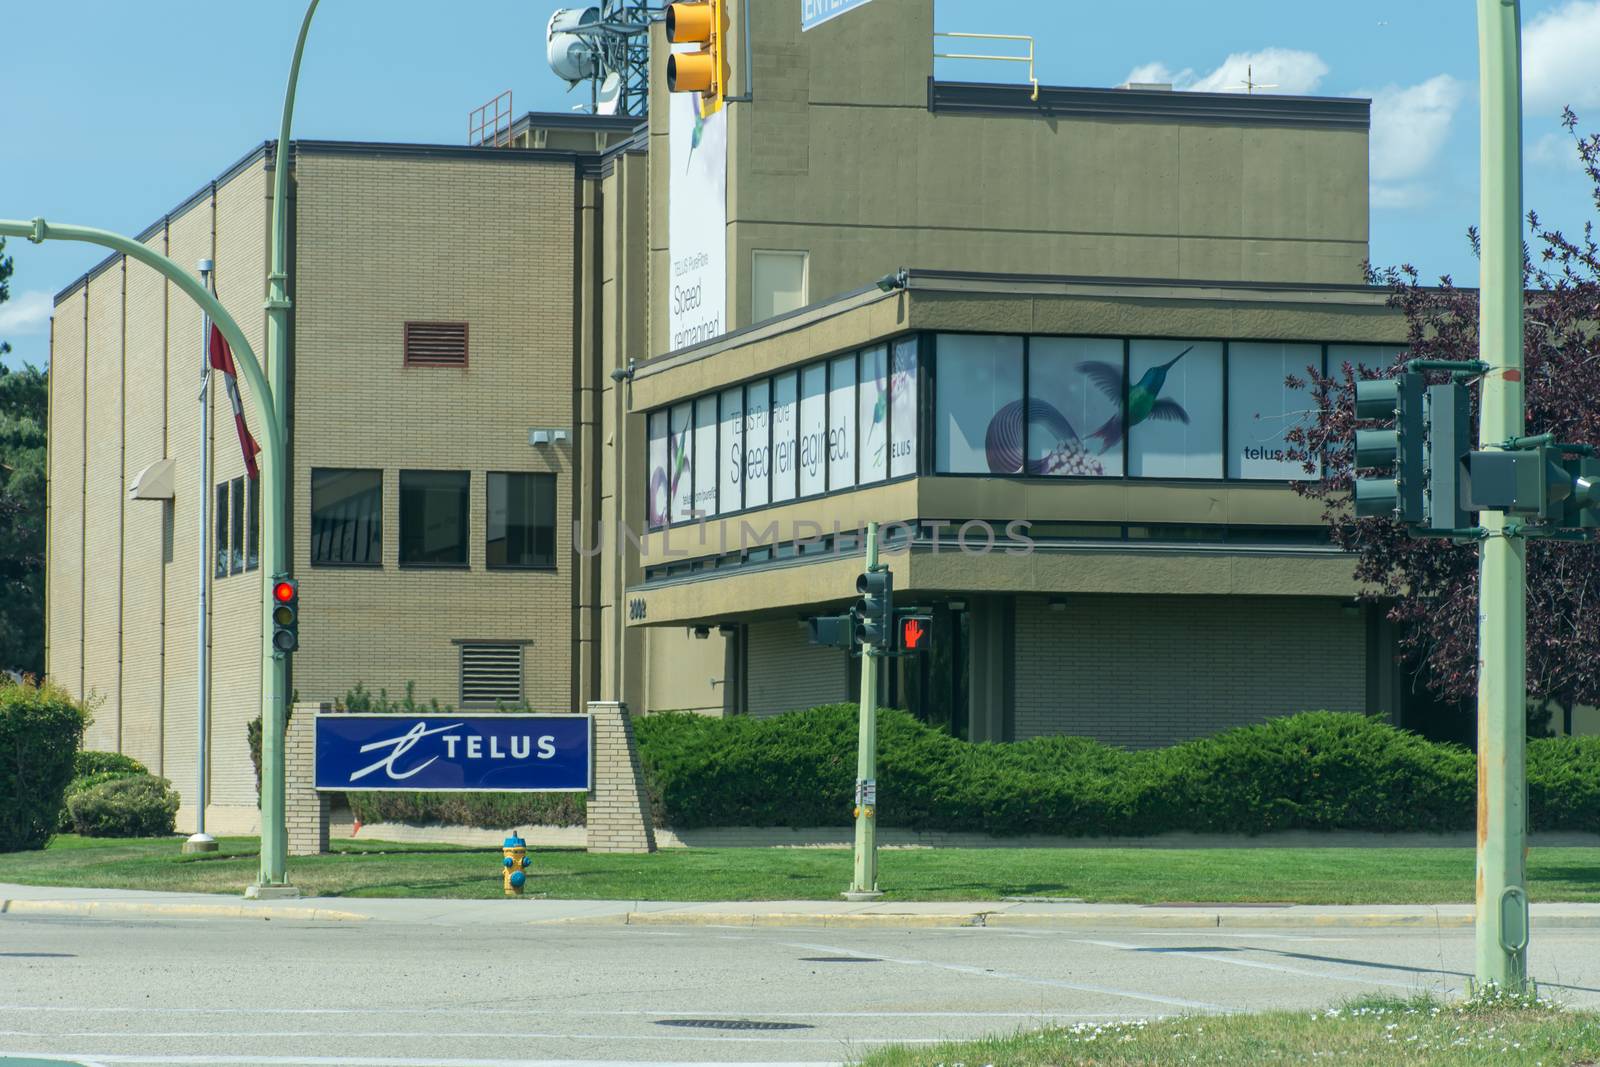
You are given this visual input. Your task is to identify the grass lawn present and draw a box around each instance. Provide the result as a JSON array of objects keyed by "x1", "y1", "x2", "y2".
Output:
[
  {"x1": 857, "y1": 993, "x2": 1600, "y2": 1067},
  {"x1": 1, "y1": 836, "x2": 1599, "y2": 903}
]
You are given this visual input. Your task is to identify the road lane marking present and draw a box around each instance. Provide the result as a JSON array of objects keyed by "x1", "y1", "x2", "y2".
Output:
[
  {"x1": 776, "y1": 940, "x2": 1224, "y2": 1011},
  {"x1": 1064, "y1": 939, "x2": 1452, "y2": 993},
  {"x1": 0, "y1": 1030, "x2": 944, "y2": 1045}
]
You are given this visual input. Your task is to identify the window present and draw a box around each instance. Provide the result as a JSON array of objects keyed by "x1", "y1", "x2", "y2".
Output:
[
  {"x1": 890, "y1": 337, "x2": 918, "y2": 478},
  {"x1": 694, "y1": 395, "x2": 718, "y2": 516},
  {"x1": 669, "y1": 402, "x2": 694, "y2": 523},
  {"x1": 404, "y1": 322, "x2": 468, "y2": 367},
  {"x1": 246, "y1": 476, "x2": 260, "y2": 570},
  {"x1": 231, "y1": 476, "x2": 245, "y2": 574},
  {"x1": 771, "y1": 371, "x2": 798, "y2": 503},
  {"x1": 1126, "y1": 340, "x2": 1224, "y2": 478},
  {"x1": 799, "y1": 363, "x2": 827, "y2": 496},
  {"x1": 214, "y1": 483, "x2": 229, "y2": 578},
  {"x1": 647, "y1": 410, "x2": 669, "y2": 529},
  {"x1": 744, "y1": 379, "x2": 770, "y2": 508},
  {"x1": 718, "y1": 387, "x2": 743, "y2": 514},
  {"x1": 400, "y1": 470, "x2": 470, "y2": 567},
  {"x1": 311, "y1": 468, "x2": 383, "y2": 566},
  {"x1": 935, "y1": 334, "x2": 1024, "y2": 473},
  {"x1": 459, "y1": 643, "x2": 523, "y2": 707},
  {"x1": 1029, "y1": 337, "x2": 1124, "y2": 477},
  {"x1": 751, "y1": 250, "x2": 808, "y2": 322},
  {"x1": 1227, "y1": 343, "x2": 1322, "y2": 479},
  {"x1": 487, "y1": 472, "x2": 556, "y2": 569},
  {"x1": 213, "y1": 477, "x2": 260, "y2": 578},
  {"x1": 828, "y1": 352, "x2": 857, "y2": 491},
  {"x1": 859, "y1": 345, "x2": 888, "y2": 485}
]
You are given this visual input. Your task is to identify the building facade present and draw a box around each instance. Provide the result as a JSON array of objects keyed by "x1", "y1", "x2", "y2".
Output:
[{"x1": 51, "y1": 0, "x2": 1534, "y2": 833}]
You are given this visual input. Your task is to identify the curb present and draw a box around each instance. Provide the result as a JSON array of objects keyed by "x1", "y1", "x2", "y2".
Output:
[{"x1": 0, "y1": 899, "x2": 369, "y2": 923}]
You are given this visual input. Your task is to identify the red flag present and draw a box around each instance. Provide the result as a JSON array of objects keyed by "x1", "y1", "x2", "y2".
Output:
[{"x1": 209, "y1": 323, "x2": 261, "y2": 480}]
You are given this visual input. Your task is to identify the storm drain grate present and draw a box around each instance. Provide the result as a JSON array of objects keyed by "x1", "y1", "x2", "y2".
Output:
[
  {"x1": 799, "y1": 956, "x2": 882, "y2": 963},
  {"x1": 656, "y1": 1019, "x2": 814, "y2": 1031}
]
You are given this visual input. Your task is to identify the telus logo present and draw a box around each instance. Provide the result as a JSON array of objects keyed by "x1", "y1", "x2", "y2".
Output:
[{"x1": 348, "y1": 721, "x2": 560, "y2": 784}]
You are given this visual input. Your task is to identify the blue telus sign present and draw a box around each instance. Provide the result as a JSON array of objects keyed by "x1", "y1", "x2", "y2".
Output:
[{"x1": 313, "y1": 714, "x2": 591, "y2": 792}]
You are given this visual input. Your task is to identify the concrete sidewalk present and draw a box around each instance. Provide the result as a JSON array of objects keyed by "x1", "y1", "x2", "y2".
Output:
[{"x1": 5, "y1": 881, "x2": 1600, "y2": 930}]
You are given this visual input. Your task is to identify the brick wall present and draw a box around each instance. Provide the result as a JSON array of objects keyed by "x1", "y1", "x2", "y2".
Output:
[
  {"x1": 285, "y1": 704, "x2": 328, "y2": 856},
  {"x1": 586, "y1": 701, "x2": 655, "y2": 852},
  {"x1": 1012, "y1": 593, "x2": 1366, "y2": 747},
  {"x1": 290, "y1": 151, "x2": 579, "y2": 713},
  {"x1": 744, "y1": 619, "x2": 850, "y2": 716}
]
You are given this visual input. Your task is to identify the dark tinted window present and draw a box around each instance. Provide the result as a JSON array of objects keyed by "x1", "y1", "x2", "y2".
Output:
[
  {"x1": 311, "y1": 469, "x2": 383, "y2": 566},
  {"x1": 400, "y1": 470, "x2": 470, "y2": 567},
  {"x1": 214, "y1": 483, "x2": 229, "y2": 578},
  {"x1": 230, "y1": 476, "x2": 245, "y2": 575},
  {"x1": 487, "y1": 472, "x2": 556, "y2": 569}
]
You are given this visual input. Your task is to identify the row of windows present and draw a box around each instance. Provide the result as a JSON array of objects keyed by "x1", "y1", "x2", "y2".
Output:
[
  {"x1": 646, "y1": 337, "x2": 920, "y2": 528},
  {"x1": 645, "y1": 332, "x2": 1405, "y2": 528},
  {"x1": 310, "y1": 469, "x2": 558, "y2": 570}
]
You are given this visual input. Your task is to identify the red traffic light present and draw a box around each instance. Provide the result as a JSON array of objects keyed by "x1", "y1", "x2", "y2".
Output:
[
  {"x1": 901, "y1": 615, "x2": 929, "y2": 651},
  {"x1": 273, "y1": 580, "x2": 296, "y2": 603}
]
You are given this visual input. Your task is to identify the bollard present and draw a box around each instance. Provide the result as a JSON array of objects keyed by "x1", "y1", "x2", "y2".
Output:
[{"x1": 502, "y1": 832, "x2": 531, "y2": 896}]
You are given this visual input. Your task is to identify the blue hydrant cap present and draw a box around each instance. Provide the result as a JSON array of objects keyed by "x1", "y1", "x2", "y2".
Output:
[{"x1": 503, "y1": 833, "x2": 525, "y2": 848}]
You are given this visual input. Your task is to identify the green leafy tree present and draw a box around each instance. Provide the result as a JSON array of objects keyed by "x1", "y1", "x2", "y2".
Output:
[{"x1": 0, "y1": 237, "x2": 47, "y2": 676}]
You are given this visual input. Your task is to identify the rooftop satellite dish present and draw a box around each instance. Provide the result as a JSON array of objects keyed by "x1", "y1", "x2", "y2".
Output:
[
  {"x1": 596, "y1": 71, "x2": 623, "y2": 115},
  {"x1": 547, "y1": 6, "x2": 601, "y2": 85}
]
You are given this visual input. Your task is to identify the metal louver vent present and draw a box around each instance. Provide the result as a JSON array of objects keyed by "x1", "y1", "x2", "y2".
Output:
[
  {"x1": 404, "y1": 322, "x2": 469, "y2": 367},
  {"x1": 460, "y1": 643, "x2": 523, "y2": 706}
]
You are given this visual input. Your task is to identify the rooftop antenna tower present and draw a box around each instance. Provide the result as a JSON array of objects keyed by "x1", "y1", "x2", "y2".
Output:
[
  {"x1": 1234, "y1": 64, "x2": 1279, "y2": 94},
  {"x1": 547, "y1": 1, "x2": 656, "y2": 117}
]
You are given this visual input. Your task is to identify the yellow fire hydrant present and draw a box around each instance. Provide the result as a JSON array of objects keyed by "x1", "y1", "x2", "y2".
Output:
[{"x1": 502, "y1": 832, "x2": 531, "y2": 896}]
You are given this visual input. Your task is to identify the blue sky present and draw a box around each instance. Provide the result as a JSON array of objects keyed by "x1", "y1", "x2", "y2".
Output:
[{"x1": 5, "y1": 0, "x2": 1599, "y2": 371}]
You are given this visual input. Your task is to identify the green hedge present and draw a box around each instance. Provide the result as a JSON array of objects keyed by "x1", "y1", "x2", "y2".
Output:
[
  {"x1": 0, "y1": 680, "x2": 88, "y2": 851},
  {"x1": 634, "y1": 706, "x2": 1599, "y2": 837},
  {"x1": 326, "y1": 702, "x2": 1600, "y2": 838},
  {"x1": 66, "y1": 774, "x2": 180, "y2": 837}
]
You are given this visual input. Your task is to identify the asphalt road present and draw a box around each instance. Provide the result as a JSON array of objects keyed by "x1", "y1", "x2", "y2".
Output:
[{"x1": 3, "y1": 914, "x2": 1600, "y2": 1066}]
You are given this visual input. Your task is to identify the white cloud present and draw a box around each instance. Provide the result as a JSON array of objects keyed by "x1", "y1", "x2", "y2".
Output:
[
  {"x1": 1530, "y1": 130, "x2": 1585, "y2": 171},
  {"x1": 0, "y1": 290, "x2": 53, "y2": 337},
  {"x1": 1524, "y1": 0, "x2": 1600, "y2": 110},
  {"x1": 1120, "y1": 48, "x2": 1328, "y2": 95},
  {"x1": 1361, "y1": 74, "x2": 1465, "y2": 208}
]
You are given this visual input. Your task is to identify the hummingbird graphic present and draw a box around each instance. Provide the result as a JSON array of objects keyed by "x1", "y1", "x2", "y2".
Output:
[
  {"x1": 1079, "y1": 345, "x2": 1194, "y2": 454},
  {"x1": 685, "y1": 96, "x2": 707, "y2": 175}
]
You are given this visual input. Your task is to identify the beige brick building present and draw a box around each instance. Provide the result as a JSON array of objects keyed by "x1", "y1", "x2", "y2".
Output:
[{"x1": 49, "y1": 0, "x2": 1531, "y2": 833}]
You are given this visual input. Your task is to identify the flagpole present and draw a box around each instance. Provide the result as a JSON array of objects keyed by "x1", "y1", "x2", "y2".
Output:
[{"x1": 184, "y1": 259, "x2": 218, "y2": 855}]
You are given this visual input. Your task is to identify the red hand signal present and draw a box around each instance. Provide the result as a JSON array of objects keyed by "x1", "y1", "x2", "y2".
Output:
[{"x1": 902, "y1": 618, "x2": 926, "y2": 649}]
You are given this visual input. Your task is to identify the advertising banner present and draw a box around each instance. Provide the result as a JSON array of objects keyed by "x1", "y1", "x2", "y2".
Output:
[
  {"x1": 314, "y1": 714, "x2": 591, "y2": 792},
  {"x1": 668, "y1": 77, "x2": 728, "y2": 352}
]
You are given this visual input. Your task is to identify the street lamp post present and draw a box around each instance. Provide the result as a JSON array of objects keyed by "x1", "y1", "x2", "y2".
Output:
[{"x1": 2, "y1": 217, "x2": 292, "y2": 893}]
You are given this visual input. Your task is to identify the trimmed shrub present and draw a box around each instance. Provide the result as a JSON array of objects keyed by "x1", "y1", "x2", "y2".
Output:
[
  {"x1": 58, "y1": 751, "x2": 151, "y2": 831},
  {"x1": 66, "y1": 774, "x2": 181, "y2": 837},
  {"x1": 0, "y1": 680, "x2": 88, "y2": 851},
  {"x1": 633, "y1": 706, "x2": 1585, "y2": 837}
]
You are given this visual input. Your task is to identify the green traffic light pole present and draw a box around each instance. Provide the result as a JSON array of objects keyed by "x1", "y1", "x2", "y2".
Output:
[
  {"x1": 845, "y1": 521, "x2": 883, "y2": 900},
  {"x1": 1474, "y1": 0, "x2": 1530, "y2": 993},
  {"x1": 0, "y1": 217, "x2": 293, "y2": 893}
]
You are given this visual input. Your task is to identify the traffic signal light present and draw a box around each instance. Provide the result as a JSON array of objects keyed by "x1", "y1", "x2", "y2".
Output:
[
  {"x1": 853, "y1": 569, "x2": 893, "y2": 650},
  {"x1": 898, "y1": 614, "x2": 932, "y2": 653},
  {"x1": 807, "y1": 614, "x2": 856, "y2": 651},
  {"x1": 1424, "y1": 382, "x2": 1473, "y2": 531},
  {"x1": 665, "y1": 0, "x2": 728, "y2": 116},
  {"x1": 271, "y1": 577, "x2": 298, "y2": 655},
  {"x1": 1353, "y1": 373, "x2": 1425, "y2": 522},
  {"x1": 1559, "y1": 457, "x2": 1600, "y2": 528}
]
